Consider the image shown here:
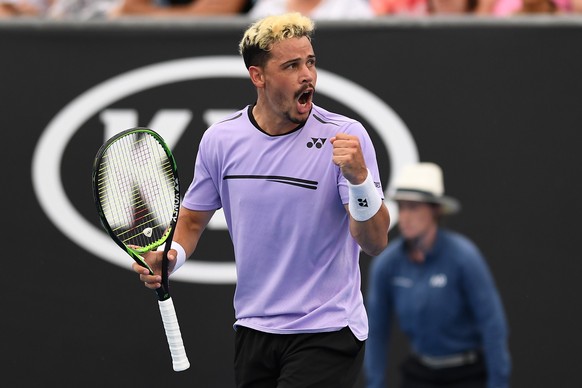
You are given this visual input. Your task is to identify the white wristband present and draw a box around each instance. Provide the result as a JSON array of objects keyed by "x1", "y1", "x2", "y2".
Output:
[
  {"x1": 157, "y1": 241, "x2": 187, "y2": 275},
  {"x1": 348, "y1": 169, "x2": 382, "y2": 222}
]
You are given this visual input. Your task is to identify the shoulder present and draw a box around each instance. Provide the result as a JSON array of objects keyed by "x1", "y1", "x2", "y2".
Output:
[
  {"x1": 197, "y1": 107, "x2": 251, "y2": 160},
  {"x1": 201, "y1": 106, "x2": 250, "y2": 139},
  {"x1": 309, "y1": 104, "x2": 371, "y2": 139},
  {"x1": 207, "y1": 106, "x2": 248, "y2": 131},
  {"x1": 441, "y1": 230, "x2": 480, "y2": 253},
  {"x1": 439, "y1": 229, "x2": 486, "y2": 267},
  {"x1": 311, "y1": 105, "x2": 361, "y2": 128}
]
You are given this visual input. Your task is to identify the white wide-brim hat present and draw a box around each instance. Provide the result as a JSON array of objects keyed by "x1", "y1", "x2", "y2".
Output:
[{"x1": 390, "y1": 162, "x2": 461, "y2": 215}]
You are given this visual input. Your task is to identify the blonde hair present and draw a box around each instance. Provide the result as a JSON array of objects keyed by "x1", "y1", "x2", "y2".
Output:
[{"x1": 239, "y1": 12, "x2": 315, "y2": 69}]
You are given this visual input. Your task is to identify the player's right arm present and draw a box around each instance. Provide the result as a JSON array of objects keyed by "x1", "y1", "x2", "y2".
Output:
[{"x1": 172, "y1": 207, "x2": 215, "y2": 259}]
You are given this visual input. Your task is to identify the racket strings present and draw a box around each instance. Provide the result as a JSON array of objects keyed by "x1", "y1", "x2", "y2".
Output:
[{"x1": 96, "y1": 133, "x2": 176, "y2": 251}]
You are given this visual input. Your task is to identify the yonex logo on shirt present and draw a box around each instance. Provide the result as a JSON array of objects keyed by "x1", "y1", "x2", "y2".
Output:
[{"x1": 306, "y1": 137, "x2": 327, "y2": 148}]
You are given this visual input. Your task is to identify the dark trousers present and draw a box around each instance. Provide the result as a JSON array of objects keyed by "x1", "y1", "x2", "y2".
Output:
[
  {"x1": 400, "y1": 353, "x2": 486, "y2": 388},
  {"x1": 234, "y1": 326, "x2": 365, "y2": 388}
]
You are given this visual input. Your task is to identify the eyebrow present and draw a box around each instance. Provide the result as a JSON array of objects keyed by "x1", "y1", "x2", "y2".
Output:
[
  {"x1": 280, "y1": 54, "x2": 316, "y2": 68},
  {"x1": 280, "y1": 58, "x2": 300, "y2": 67}
]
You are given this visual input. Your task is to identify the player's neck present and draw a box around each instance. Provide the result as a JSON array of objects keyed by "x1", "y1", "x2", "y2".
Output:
[{"x1": 251, "y1": 104, "x2": 303, "y2": 136}]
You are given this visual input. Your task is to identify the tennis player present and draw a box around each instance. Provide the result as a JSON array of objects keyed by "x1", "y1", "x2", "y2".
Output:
[{"x1": 135, "y1": 12, "x2": 390, "y2": 387}]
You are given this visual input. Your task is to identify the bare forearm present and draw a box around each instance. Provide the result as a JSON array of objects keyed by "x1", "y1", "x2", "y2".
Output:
[
  {"x1": 348, "y1": 204, "x2": 390, "y2": 256},
  {"x1": 173, "y1": 207, "x2": 214, "y2": 258}
]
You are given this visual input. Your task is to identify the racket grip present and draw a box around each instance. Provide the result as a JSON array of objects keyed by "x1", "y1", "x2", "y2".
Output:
[{"x1": 158, "y1": 298, "x2": 190, "y2": 372}]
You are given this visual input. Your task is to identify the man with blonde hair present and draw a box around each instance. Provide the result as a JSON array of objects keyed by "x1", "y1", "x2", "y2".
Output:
[{"x1": 135, "y1": 12, "x2": 390, "y2": 387}]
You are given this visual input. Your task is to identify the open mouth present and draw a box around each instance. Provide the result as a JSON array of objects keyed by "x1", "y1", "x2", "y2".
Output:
[
  {"x1": 298, "y1": 90, "x2": 312, "y2": 105},
  {"x1": 297, "y1": 89, "x2": 313, "y2": 113}
]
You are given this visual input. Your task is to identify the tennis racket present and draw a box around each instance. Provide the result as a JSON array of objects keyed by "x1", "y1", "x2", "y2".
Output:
[{"x1": 92, "y1": 127, "x2": 190, "y2": 372}]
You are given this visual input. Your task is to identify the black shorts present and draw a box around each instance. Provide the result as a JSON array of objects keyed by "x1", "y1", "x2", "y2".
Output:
[{"x1": 234, "y1": 326, "x2": 365, "y2": 388}]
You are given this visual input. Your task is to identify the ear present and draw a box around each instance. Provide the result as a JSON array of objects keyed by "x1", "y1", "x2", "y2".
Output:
[{"x1": 248, "y1": 66, "x2": 265, "y2": 88}]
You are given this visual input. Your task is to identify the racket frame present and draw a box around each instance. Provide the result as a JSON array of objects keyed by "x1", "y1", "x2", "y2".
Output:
[
  {"x1": 92, "y1": 127, "x2": 180, "y2": 301},
  {"x1": 92, "y1": 127, "x2": 190, "y2": 371}
]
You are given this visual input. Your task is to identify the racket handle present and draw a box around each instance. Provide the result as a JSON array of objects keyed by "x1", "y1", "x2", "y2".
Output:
[{"x1": 158, "y1": 298, "x2": 190, "y2": 371}]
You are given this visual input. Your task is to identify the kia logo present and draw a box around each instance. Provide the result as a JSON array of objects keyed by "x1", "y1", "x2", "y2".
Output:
[{"x1": 32, "y1": 56, "x2": 418, "y2": 284}]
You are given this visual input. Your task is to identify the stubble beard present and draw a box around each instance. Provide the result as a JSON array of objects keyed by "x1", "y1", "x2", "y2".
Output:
[{"x1": 285, "y1": 110, "x2": 307, "y2": 125}]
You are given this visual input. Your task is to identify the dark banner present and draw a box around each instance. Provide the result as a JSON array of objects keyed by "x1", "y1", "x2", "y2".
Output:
[{"x1": 2, "y1": 19, "x2": 581, "y2": 387}]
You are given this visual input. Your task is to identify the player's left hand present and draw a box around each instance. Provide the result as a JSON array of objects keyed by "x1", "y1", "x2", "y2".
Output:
[{"x1": 330, "y1": 133, "x2": 368, "y2": 184}]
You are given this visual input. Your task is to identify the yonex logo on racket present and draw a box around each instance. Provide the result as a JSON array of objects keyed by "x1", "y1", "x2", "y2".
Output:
[{"x1": 173, "y1": 183, "x2": 180, "y2": 223}]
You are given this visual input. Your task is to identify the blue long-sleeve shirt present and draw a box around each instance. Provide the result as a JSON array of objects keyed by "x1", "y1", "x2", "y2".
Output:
[{"x1": 364, "y1": 229, "x2": 511, "y2": 388}]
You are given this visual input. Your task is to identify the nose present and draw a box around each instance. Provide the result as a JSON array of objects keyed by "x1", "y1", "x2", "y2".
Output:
[{"x1": 300, "y1": 63, "x2": 315, "y2": 84}]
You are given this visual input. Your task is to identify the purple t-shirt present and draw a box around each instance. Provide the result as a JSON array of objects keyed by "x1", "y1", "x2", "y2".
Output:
[{"x1": 182, "y1": 104, "x2": 383, "y2": 340}]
